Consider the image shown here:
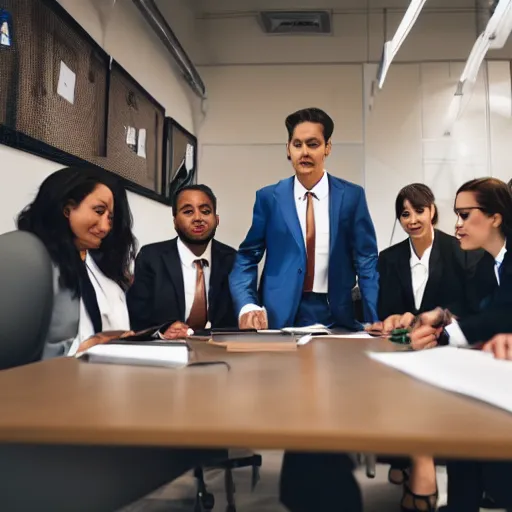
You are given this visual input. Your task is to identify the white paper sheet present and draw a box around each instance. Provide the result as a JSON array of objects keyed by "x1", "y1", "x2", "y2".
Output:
[
  {"x1": 137, "y1": 128, "x2": 147, "y2": 158},
  {"x1": 79, "y1": 344, "x2": 189, "y2": 368},
  {"x1": 368, "y1": 347, "x2": 512, "y2": 413},
  {"x1": 57, "y1": 61, "x2": 76, "y2": 104}
]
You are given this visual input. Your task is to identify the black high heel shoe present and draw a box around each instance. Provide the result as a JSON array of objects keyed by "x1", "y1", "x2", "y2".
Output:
[{"x1": 400, "y1": 483, "x2": 438, "y2": 512}]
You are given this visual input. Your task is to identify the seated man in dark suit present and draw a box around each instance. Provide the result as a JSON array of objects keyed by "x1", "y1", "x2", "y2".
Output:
[{"x1": 127, "y1": 184, "x2": 237, "y2": 337}]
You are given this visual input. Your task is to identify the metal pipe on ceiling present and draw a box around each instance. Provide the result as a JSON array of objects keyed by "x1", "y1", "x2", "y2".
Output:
[{"x1": 132, "y1": 0, "x2": 207, "y2": 100}]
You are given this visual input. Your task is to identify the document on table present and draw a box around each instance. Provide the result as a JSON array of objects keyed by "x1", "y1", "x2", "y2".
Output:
[
  {"x1": 78, "y1": 343, "x2": 189, "y2": 368},
  {"x1": 368, "y1": 347, "x2": 512, "y2": 414}
]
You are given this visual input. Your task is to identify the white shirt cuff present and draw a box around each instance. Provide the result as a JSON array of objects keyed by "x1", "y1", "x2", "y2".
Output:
[
  {"x1": 239, "y1": 303, "x2": 264, "y2": 320},
  {"x1": 445, "y1": 320, "x2": 469, "y2": 347}
]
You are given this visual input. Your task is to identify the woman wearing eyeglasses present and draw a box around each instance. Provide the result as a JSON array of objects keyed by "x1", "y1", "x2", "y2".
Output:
[
  {"x1": 398, "y1": 177, "x2": 512, "y2": 512},
  {"x1": 409, "y1": 177, "x2": 512, "y2": 349}
]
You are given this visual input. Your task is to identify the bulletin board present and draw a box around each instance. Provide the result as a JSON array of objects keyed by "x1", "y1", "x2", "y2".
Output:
[
  {"x1": 0, "y1": 0, "x2": 109, "y2": 161},
  {"x1": 0, "y1": 0, "x2": 168, "y2": 205},
  {"x1": 163, "y1": 117, "x2": 198, "y2": 204},
  {"x1": 91, "y1": 60, "x2": 165, "y2": 196}
]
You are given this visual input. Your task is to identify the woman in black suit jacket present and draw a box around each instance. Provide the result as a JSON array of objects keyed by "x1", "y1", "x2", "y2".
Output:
[
  {"x1": 407, "y1": 178, "x2": 512, "y2": 512},
  {"x1": 373, "y1": 184, "x2": 481, "y2": 512},
  {"x1": 377, "y1": 184, "x2": 478, "y2": 324}
]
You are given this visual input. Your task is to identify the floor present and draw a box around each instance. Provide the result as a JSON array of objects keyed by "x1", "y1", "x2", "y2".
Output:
[{"x1": 122, "y1": 450, "x2": 474, "y2": 512}]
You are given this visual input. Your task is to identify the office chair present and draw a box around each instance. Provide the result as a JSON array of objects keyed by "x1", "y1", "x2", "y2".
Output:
[
  {"x1": 0, "y1": 230, "x2": 53, "y2": 370},
  {"x1": 194, "y1": 452, "x2": 262, "y2": 512}
]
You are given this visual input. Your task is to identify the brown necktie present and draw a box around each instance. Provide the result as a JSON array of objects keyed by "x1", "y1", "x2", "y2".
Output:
[
  {"x1": 303, "y1": 191, "x2": 316, "y2": 293},
  {"x1": 186, "y1": 259, "x2": 208, "y2": 330}
]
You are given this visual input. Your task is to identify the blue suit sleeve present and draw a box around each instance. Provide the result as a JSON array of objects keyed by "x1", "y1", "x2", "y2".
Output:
[
  {"x1": 352, "y1": 188, "x2": 379, "y2": 322},
  {"x1": 229, "y1": 190, "x2": 268, "y2": 315}
]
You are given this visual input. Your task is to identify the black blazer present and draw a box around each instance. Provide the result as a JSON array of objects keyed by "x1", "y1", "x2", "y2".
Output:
[
  {"x1": 127, "y1": 238, "x2": 238, "y2": 331},
  {"x1": 459, "y1": 238, "x2": 512, "y2": 344},
  {"x1": 377, "y1": 229, "x2": 482, "y2": 320}
]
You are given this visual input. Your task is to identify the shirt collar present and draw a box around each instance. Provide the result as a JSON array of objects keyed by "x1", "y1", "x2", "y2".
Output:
[
  {"x1": 177, "y1": 238, "x2": 212, "y2": 269},
  {"x1": 409, "y1": 230, "x2": 435, "y2": 267},
  {"x1": 294, "y1": 171, "x2": 329, "y2": 200},
  {"x1": 496, "y1": 240, "x2": 507, "y2": 267}
]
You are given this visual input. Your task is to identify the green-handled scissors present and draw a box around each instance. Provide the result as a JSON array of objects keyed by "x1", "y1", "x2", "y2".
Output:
[{"x1": 389, "y1": 327, "x2": 411, "y2": 345}]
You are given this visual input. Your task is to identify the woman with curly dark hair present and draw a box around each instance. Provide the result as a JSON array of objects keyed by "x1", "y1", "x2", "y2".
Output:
[{"x1": 17, "y1": 166, "x2": 137, "y2": 358}]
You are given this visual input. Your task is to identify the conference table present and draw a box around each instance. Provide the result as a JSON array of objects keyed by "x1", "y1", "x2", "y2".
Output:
[{"x1": 1, "y1": 336, "x2": 512, "y2": 510}]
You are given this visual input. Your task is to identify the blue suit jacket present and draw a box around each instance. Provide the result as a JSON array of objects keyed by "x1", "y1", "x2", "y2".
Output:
[{"x1": 229, "y1": 174, "x2": 379, "y2": 329}]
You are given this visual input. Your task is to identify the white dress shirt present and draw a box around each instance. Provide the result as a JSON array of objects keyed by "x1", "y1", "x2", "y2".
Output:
[
  {"x1": 239, "y1": 172, "x2": 331, "y2": 318},
  {"x1": 177, "y1": 238, "x2": 212, "y2": 327},
  {"x1": 294, "y1": 172, "x2": 330, "y2": 293},
  {"x1": 68, "y1": 252, "x2": 130, "y2": 356},
  {"x1": 409, "y1": 236, "x2": 433, "y2": 311},
  {"x1": 447, "y1": 241, "x2": 507, "y2": 347}
]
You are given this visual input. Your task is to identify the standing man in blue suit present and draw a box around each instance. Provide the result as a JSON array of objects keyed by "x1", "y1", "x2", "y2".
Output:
[
  {"x1": 229, "y1": 107, "x2": 379, "y2": 511},
  {"x1": 230, "y1": 107, "x2": 379, "y2": 331}
]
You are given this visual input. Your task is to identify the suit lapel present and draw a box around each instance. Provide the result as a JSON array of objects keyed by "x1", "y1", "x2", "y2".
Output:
[
  {"x1": 420, "y1": 231, "x2": 443, "y2": 310},
  {"x1": 162, "y1": 239, "x2": 186, "y2": 321},
  {"x1": 275, "y1": 177, "x2": 305, "y2": 255},
  {"x1": 208, "y1": 241, "x2": 225, "y2": 321},
  {"x1": 328, "y1": 174, "x2": 345, "y2": 256},
  {"x1": 395, "y1": 240, "x2": 414, "y2": 309}
]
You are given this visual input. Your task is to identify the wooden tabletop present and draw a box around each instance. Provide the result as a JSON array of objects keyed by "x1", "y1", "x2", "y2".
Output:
[{"x1": 1, "y1": 337, "x2": 511, "y2": 459}]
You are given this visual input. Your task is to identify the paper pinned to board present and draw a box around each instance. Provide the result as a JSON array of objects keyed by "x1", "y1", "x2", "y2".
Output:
[
  {"x1": 368, "y1": 347, "x2": 512, "y2": 414},
  {"x1": 137, "y1": 128, "x2": 147, "y2": 158},
  {"x1": 57, "y1": 61, "x2": 76, "y2": 104}
]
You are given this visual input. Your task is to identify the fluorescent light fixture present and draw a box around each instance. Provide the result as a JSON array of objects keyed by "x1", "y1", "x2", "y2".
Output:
[
  {"x1": 488, "y1": 0, "x2": 512, "y2": 48},
  {"x1": 443, "y1": 0, "x2": 512, "y2": 135},
  {"x1": 377, "y1": 0, "x2": 429, "y2": 89}
]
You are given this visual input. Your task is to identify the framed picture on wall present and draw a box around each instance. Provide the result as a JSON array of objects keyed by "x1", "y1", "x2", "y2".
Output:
[{"x1": 163, "y1": 117, "x2": 198, "y2": 205}]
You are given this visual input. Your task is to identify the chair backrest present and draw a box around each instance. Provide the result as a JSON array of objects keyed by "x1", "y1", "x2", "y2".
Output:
[{"x1": 0, "y1": 230, "x2": 53, "y2": 370}]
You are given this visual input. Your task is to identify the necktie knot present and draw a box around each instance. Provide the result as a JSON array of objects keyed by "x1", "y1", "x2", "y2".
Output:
[
  {"x1": 193, "y1": 259, "x2": 208, "y2": 270},
  {"x1": 304, "y1": 191, "x2": 317, "y2": 201}
]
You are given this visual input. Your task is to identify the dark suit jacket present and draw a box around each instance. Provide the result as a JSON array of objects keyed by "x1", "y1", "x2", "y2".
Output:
[
  {"x1": 377, "y1": 229, "x2": 482, "y2": 320},
  {"x1": 127, "y1": 238, "x2": 238, "y2": 331},
  {"x1": 459, "y1": 238, "x2": 512, "y2": 344}
]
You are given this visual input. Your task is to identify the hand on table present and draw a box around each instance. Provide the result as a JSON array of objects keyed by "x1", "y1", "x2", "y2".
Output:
[
  {"x1": 161, "y1": 321, "x2": 191, "y2": 340},
  {"x1": 482, "y1": 334, "x2": 512, "y2": 361},
  {"x1": 365, "y1": 312, "x2": 415, "y2": 335},
  {"x1": 239, "y1": 309, "x2": 268, "y2": 330},
  {"x1": 408, "y1": 308, "x2": 452, "y2": 351}
]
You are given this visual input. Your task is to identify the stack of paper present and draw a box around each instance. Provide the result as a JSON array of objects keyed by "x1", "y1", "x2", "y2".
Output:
[
  {"x1": 368, "y1": 347, "x2": 512, "y2": 414},
  {"x1": 281, "y1": 324, "x2": 331, "y2": 335},
  {"x1": 78, "y1": 343, "x2": 189, "y2": 368}
]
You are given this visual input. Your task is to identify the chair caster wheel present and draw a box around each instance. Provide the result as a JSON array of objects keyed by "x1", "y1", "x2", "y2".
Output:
[{"x1": 201, "y1": 492, "x2": 215, "y2": 510}]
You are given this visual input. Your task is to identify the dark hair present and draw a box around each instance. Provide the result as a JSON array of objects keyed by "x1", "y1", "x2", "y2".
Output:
[
  {"x1": 172, "y1": 184, "x2": 217, "y2": 216},
  {"x1": 395, "y1": 183, "x2": 438, "y2": 225},
  {"x1": 456, "y1": 177, "x2": 512, "y2": 237},
  {"x1": 17, "y1": 166, "x2": 137, "y2": 295},
  {"x1": 285, "y1": 107, "x2": 334, "y2": 143},
  {"x1": 508, "y1": 178, "x2": 512, "y2": 190}
]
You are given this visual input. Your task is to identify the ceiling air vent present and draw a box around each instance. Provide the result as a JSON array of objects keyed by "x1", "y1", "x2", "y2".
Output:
[{"x1": 258, "y1": 11, "x2": 332, "y2": 35}]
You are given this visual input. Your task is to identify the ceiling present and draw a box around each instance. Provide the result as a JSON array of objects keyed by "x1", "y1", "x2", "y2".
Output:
[{"x1": 193, "y1": 0, "x2": 480, "y2": 15}]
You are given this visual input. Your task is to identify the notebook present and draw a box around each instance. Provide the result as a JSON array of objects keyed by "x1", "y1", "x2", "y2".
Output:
[
  {"x1": 77, "y1": 341, "x2": 189, "y2": 368},
  {"x1": 209, "y1": 332, "x2": 298, "y2": 352}
]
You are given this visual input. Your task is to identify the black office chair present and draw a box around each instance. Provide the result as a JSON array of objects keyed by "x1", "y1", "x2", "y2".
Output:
[
  {"x1": 0, "y1": 230, "x2": 53, "y2": 370},
  {"x1": 194, "y1": 452, "x2": 262, "y2": 512}
]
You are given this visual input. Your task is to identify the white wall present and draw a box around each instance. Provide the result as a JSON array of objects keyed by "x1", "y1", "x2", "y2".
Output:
[
  {"x1": 195, "y1": 7, "x2": 512, "y2": 250},
  {"x1": 0, "y1": 0, "x2": 200, "y2": 249}
]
